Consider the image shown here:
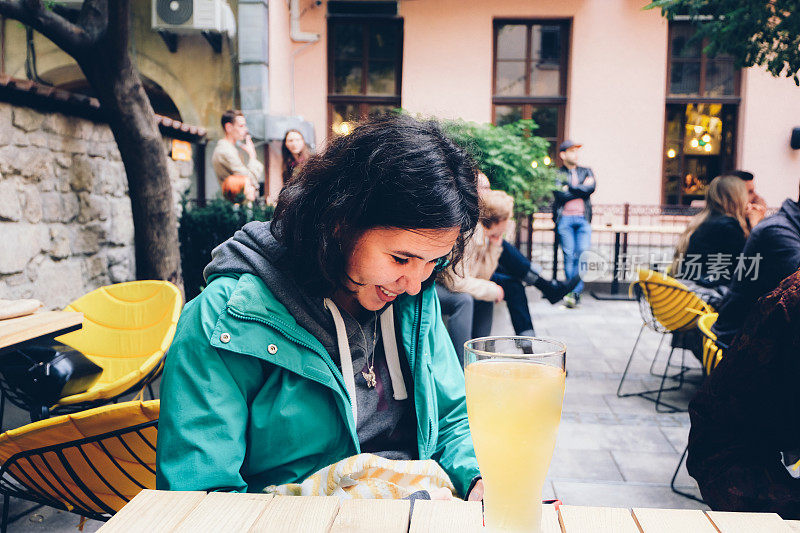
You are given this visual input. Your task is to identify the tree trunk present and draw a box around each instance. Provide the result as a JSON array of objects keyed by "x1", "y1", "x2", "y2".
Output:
[
  {"x1": 77, "y1": 4, "x2": 181, "y2": 286},
  {"x1": 83, "y1": 65, "x2": 181, "y2": 285}
]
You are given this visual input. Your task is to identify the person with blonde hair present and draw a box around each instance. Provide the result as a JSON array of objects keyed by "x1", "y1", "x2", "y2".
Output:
[
  {"x1": 672, "y1": 175, "x2": 764, "y2": 306},
  {"x1": 438, "y1": 187, "x2": 577, "y2": 365},
  {"x1": 669, "y1": 174, "x2": 764, "y2": 360}
]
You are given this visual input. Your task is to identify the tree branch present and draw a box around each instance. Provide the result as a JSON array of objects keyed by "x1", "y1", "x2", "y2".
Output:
[{"x1": 0, "y1": 0, "x2": 93, "y2": 57}]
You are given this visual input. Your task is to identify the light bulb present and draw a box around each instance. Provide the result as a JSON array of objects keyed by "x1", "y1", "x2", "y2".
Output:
[
  {"x1": 704, "y1": 143, "x2": 712, "y2": 152},
  {"x1": 694, "y1": 125, "x2": 703, "y2": 133},
  {"x1": 690, "y1": 139, "x2": 699, "y2": 148},
  {"x1": 667, "y1": 149, "x2": 676, "y2": 158},
  {"x1": 543, "y1": 156, "x2": 551, "y2": 165},
  {"x1": 531, "y1": 161, "x2": 539, "y2": 168},
  {"x1": 701, "y1": 134, "x2": 711, "y2": 143},
  {"x1": 340, "y1": 122, "x2": 352, "y2": 135}
]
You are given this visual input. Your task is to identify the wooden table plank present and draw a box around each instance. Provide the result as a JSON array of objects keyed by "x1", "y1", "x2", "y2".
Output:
[
  {"x1": 329, "y1": 499, "x2": 410, "y2": 533},
  {"x1": 632, "y1": 508, "x2": 717, "y2": 533},
  {"x1": 249, "y1": 495, "x2": 339, "y2": 533},
  {"x1": 706, "y1": 511, "x2": 793, "y2": 533},
  {"x1": 0, "y1": 311, "x2": 82, "y2": 350},
  {"x1": 786, "y1": 520, "x2": 800, "y2": 532},
  {"x1": 173, "y1": 492, "x2": 273, "y2": 533},
  {"x1": 541, "y1": 504, "x2": 563, "y2": 533},
  {"x1": 559, "y1": 505, "x2": 640, "y2": 533},
  {"x1": 97, "y1": 490, "x2": 206, "y2": 533},
  {"x1": 408, "y1": 500, "x2": 483, "y2": 533}
]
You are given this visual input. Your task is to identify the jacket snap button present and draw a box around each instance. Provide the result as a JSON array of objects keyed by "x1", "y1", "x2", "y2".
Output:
[
  {"x1": 220, "y1": 332, "x2": 231, "y2": 343},
  {"x1": 267, "y1": 344, "x2": 278, "y2": 354}
]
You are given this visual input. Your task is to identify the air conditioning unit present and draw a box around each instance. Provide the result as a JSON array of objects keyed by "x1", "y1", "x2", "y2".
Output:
[{"x1": 152, "y1": 0, "x2": 235, "y2": 34}]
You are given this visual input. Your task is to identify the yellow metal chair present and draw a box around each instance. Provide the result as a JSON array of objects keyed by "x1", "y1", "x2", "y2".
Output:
[
  {"x1": 0, "y1": 400, "x2": 159, "y2": 532},
  {"x1": 0, "y1": 281, "x2": 181, "y2": 423},
  {"x1": 670, "y1": 311, "x2": 725, "y2": 503},
  {"x1": 697, "y1": 312, "x2": 724, "y2": 375},
  {"x1": 617, "y1": 269, "x2": 713, "y2": 412}
]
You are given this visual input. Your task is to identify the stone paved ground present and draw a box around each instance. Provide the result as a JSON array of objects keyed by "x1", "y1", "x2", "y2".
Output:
[{"x1": 5, "y1": 287, "x2": 707, "y2": 531}]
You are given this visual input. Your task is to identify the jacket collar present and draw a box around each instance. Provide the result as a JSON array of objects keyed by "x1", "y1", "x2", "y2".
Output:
[{"x1": 779, "y1": 199, "x2": 800, "y2": 234}]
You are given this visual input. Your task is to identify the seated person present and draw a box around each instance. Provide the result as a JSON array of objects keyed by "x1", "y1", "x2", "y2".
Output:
[
  {"x1": 687, "y1": 268, "x2": 800, "y2": 518},
  {"x1": 711, "y1": 182, "x2": 800, "y2": 347},
  {"x1": 671, "y1": 175, "x2": 761, "y2": 310},
  {"x1": 438, "y1": 189, "x2": 576, "y2": 365},
  {"x1": 156, "y1": 114, "x2": 484, "y2": 502}
]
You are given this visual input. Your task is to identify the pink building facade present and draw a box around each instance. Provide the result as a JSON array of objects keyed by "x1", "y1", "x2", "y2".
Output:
[{"x1": 266, "y1": 0, "x2": 800, "y2": 208}]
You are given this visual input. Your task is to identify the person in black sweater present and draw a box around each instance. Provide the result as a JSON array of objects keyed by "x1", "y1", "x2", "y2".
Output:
[{"x1": 671, "y1": 175, "x2": 764, "y2": 309}]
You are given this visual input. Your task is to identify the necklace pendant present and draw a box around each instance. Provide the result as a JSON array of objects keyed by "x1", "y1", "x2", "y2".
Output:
[{"x1": 362, "y1": 367, "x2": 377, "y2": 388}]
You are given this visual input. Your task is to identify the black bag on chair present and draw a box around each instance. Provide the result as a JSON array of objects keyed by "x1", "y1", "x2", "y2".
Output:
[{"x1": 0, "y1": 344, "x2": 103, "y2": 407}]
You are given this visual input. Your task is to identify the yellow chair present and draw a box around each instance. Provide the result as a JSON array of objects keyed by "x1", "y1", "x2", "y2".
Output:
[
  {"x1": 697, "y1": 312, "x2": 724, "y2": 375},
  {"x1": 51, "y1": 280, "x2": 182, "y2": 412},
  {"x1": 0, "y1": 400, "x2": 159, "y2": 531},
  {"x1": 617, "y1": 269, "x2": 713, "y2": 412},
  {"x1": 0, "y1": 281, "x2": 181, "y2": 424}
]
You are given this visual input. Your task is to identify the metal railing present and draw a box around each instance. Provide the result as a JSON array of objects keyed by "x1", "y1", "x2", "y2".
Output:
[{"x1": 513, "y1": 203, "x2": 702, "y2": 284}]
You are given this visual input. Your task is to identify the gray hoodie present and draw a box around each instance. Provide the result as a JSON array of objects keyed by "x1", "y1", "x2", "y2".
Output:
[{"x1": 203, "y1": 221, "x2": 418, "y2": 460}]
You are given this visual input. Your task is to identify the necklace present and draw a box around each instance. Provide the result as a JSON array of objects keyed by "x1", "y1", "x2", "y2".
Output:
[{"x1": 359, "y1": 312, "x2": 379, "y2": 388}]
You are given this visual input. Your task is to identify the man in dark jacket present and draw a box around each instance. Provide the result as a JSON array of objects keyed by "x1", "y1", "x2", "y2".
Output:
[
  {"x1": 553, "y1": 140, "x2": 596, "y2": 308},
  {"x1": 688, "y1": 269, "x2": 800, "y2": 518},
  {"x1": 711, "y1": 192, "x2": 800, "y2": 346}
]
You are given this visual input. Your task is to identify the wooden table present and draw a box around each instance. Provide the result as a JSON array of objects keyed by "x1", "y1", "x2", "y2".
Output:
[
  {"x1": 100, "y1": 490, "x2": 800, "y2": 532},
  {"x1": 0, "y1": 311, "x2": 83, "y2": 354}
]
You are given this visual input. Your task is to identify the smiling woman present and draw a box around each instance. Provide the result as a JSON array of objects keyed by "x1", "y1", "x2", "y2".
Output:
[{"x1": 156, "y1": 114, "x2": 485, "y2": 502}]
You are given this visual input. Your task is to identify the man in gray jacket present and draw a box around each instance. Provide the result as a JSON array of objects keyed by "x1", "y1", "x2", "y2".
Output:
[{"x1": 211, "y1": 110, "x2": 264, "y2": 199}]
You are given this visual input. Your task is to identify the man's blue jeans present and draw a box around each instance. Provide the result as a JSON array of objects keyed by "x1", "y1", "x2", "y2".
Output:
[{"x1": 557, "y1": 215, "x2": 591, "y2": 295}]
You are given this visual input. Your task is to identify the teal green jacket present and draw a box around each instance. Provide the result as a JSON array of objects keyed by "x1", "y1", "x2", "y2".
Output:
[{"x1": 155, "y1": 273, "x2": 480, "y2": 497}]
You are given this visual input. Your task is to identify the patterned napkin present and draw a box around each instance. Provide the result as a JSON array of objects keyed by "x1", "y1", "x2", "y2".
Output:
[{"x1": 264, "y1": 453, "x2": 456, "y2": 499}]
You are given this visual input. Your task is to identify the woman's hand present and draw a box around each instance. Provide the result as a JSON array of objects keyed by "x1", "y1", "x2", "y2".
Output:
[
  {"x1": 494, "y1": 284, "x2": 505, "y2": 303},
  {"x1": 467, "y1": 479, "x2": 485, "y2": 501},
  {"x1": 746, "y1": 202, "x2": 766, "y2": 228}
]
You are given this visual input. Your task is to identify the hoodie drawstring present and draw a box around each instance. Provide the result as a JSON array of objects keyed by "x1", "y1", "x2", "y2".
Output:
[
  {"x1": 323, "y1": 299, "x2": 408, "y2": 427},
  {"x1": 380, "y1": 307, "x2": 408, "y2": 401}
]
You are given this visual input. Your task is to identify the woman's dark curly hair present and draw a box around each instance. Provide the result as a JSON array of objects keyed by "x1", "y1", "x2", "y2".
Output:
[{"x1": 271, "y1": 113, "x2": 479, "y2": 296}]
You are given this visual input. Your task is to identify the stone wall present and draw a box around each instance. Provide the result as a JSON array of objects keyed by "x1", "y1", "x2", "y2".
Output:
[{"x1": 0, "y1": 103, "x2": 192, "y2": 309}]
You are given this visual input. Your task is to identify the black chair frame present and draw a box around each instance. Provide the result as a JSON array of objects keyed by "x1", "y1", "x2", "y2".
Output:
[
  {"x1": 0, "y1": 418, "x2": 158, "y2": 532},
  {"x1": 671, "y1": 443, "x2": 704, "y2": 503},
  {"x1": 616, "y1": 282, "x2": 703, "y2": 413}
]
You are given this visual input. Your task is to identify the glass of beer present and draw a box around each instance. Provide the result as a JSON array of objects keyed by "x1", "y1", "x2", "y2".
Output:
[{"x1": 464, "y1": 336, "x2": 566, "y2": 533}]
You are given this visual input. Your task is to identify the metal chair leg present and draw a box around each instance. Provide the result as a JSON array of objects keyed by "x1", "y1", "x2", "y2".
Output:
[
  {"x1": 1, "y1": 493, "x2": 7, "y2": 533},
  {"x1": 648, "y1": 333, "x2": 667, "y2": 376},
  {"x1": 617, "y1": 324, "x2": 646, "y2": 398},
  {"x1": 654, "y1": 343, "x2": 698, "y2": 413},
  {"x1": 618, "y1": 326, "x2": 691, "y2": 412},
  {"x1": 671, "y1": 444, "x2": 704, "y2": 503},
  {"x1": 652, "y1": 331, "x2": 691, "y2": 381},
  {"x1": 654, "y1": 346, "x2": 685, "y2": 413}
]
